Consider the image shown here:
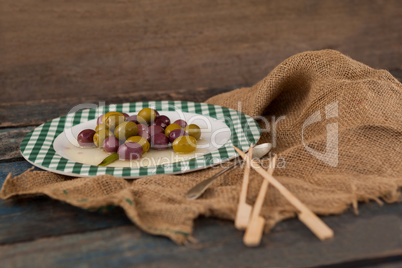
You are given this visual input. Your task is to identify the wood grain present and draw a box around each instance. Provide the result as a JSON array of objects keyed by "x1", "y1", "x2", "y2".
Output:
[
  {"x1": 0, "y1": 87, "x2": 230, "y2": 128},
  {"x1": 0, "y1": 197, "x2": 400, "y2": 267},
  {"x1": 0, "y1": 161, "x2": 401, "y2": 267},
  {"x1": 0, "y1": 127, "x2": 34, "y2": 161},
  {"x1": 0, "y1": 162, "x2": 133, "y2": 245},
  {"x1": 1, "y1": 0, "x2": 401, "y2": 103}
]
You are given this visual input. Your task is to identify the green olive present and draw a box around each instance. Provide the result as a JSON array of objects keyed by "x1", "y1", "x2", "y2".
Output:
[
  {"x1": 104, "y1": 114, "x2": 126, "y2": 131},
  {"x1": 173, "y1": 136, "x2": 197, "y2": 153},
  {"x1": 101, "y1": 111, "x2": 124, "y2": 125},
  {"x1": 95, "y1": 123, "x2": 108, "y2": 133},
  {"x1": 137, "y1": 108, "x2": 157, "y2": 124},
  {"x1": 165, "y1": 123, "x2": 182, "y2": 137},
  {"x1": 125, "y1": 136, "x2": 150, "y2": 152},
  {"x1": 184, "y1": 124, "x2": 201, "y2": 140},
  {"x1": 93, "y1": 129, "x2": 114, "y2": 147},
  {"x1": 114, "y1": 121, "x2": 138, "y2": 141}
]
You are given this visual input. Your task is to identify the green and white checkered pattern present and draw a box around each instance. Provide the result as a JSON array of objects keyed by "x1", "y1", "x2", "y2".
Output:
[{"x1": 20, "y1": 101, "x2": 261, "y2": 178}]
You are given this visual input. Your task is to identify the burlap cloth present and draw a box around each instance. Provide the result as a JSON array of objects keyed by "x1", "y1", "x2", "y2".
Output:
[{"x1": 2, "y1": 50, "x2": 402, "y2": 244}]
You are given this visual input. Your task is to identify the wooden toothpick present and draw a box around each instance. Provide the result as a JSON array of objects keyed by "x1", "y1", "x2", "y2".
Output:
[
  {"x1": 235, "y1": 144, "x2": 254, "y2": 230},
  {"x1": 233, "y1": 146, "x2": 334, "y2": 241},
  {"x1": 243, "y1": 155, "x2": 277, "y2": 247}
]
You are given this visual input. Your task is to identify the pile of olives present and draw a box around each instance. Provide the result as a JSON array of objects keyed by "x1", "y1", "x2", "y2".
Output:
[{"x1": 77, "y1": 108, "x2": 201, "y2": 163}]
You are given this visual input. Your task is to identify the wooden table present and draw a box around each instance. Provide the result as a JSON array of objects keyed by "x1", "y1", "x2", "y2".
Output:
[{"x1": 1, "y1": 1, "x2": 401, "y2": 267}]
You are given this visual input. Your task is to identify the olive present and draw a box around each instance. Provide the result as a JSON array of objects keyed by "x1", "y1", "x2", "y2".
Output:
[
  {"x1": 103, "y1": 136, "x2": 120, "y2": 153},
  {"x1": 122, "y1": 113, "x2": 129, "y2": 120},
  {"x1": 165, "y1": 123, "x2": 182, "y2": 137},
  {"x1": 104, "y1": 114, "x2": 126, "y2": 131},
  {"x1": 174, "y1": 119, "x2": 187, "y2": 129},
  {"x1": 173, "y1": 136, "x2": 197, "y2": 153},
  {"x1": 125, "y1": 136, "x2": 150, "y2": 152},
  {"x1": 168, "y1": 129, "x2": 188, "y2": 143},
  {"x1": 114, "y1": 121, "x2": 138, "y2": 141},
  {"x1": 137, "y1": 124, "x2": 149, "y2": 136},
  {"x1": 137, "y1": 108, "x2": 157, "y2": 125},
  {"x1": 148, "y1": 125, "x2": 164, "y2": 137},
  {"x1": 95, "y1": 123, "x2": 108, "y2": 133},
  {"x1": 118, "y1": 142, "x2": 143, "y2": 160},
  {"x1": 151, "y1": 133, "x2": 169, "y2": 150},
  {"x1": 101, "y1": 111, "x2": 124, "y2": 125},
  {"x1": 139, "y1": 131, "x2": 151, "y2": 142},
  {"x1": 77, "y1": 129, "x2": 96, "y2": 147},
  {"x1": 154, "y1": 115, "x2": 170, "y2": 129},
  {"x1": 96, "y1": 115, "x2": 103, "y2": 125},
  {"x1": 126, "y1": 115, "x2": 139, "y2": 124},
  {"x1": 184, "y1": 124, "x2": 201, "y2": 140},
  {"x1": 93, "y1": 129, "x2": 114, "y2": 147}
]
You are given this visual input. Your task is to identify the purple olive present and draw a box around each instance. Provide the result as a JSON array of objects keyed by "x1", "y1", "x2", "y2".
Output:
[
  {"x1": 174, "y1": 119, "x2": 187, "y2": 129},
  {"x1": 168, "y1": 129, "x2": 188, "y2": 143},
  {"x1": 154, "y1": 115, "x2": 170, "y2": 129},
  {"x1": 118, "y1": 142, "x2": 143, "y2": 160},
  {"x1": 96, "y1": 115, "x2": 103, "y2": 125},
  {"x1": 122, "y1": 113, "x2": 129, "y2": 120},
  {"x1": 151, "y1": 133, "x2": 169, "y2": 150},
  {"x1": 103, "y1": 136, "x2": 120, "y2": 153},
  {"x1": 137, "y1": 124, "x2": 149, "y2": 136},
  {"x1": 139, "y1": 131, "x2": 151, "y2": 142},
  {"x1": 126, "y1": 115, "x2": 139, "y2": 124},
  {"x1": 148, "y1": 125, "x2": 164, "y2": 137},
  {"x1": 155, "y1": 110, "x2": 160, "y2": 118},
  {"x1": 77, "y1": 129, "x2": 96, "y2": 147}
]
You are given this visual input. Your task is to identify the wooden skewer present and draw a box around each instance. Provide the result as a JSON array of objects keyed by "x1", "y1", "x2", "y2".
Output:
[
  {"x1": 243, "y1": 155, "x2": 277, "y2": 247},
  {"x1": 235, "y1": 144, "x2": 254, "y2": 230},
  {"x1": 233, "y1": 146, "x2": 334, "y2": 241}
]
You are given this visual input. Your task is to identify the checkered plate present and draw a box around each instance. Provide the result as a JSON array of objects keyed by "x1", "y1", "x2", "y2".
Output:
[{"x1": 20, "y1": 101, "x2": 261, "y2": 178}]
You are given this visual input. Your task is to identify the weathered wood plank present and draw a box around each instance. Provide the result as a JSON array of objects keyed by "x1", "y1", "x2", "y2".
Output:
[
  {"x1": 0, "y1": 161, "x2": 401, "y2": 267},
  {"x1": 372, "y1": 261, "x2": 402, "y2": 268},
  {"x1": 320, "y1": 258, "x2": 402, "y2": 268},
  {"x1": 0, "y1": 127, "x2": 34, "y2": 160},
  {"x1": 0, "y1": 200, "x2": 400, "y2": 267},
  {"x1": 0, "y1": 87, "x2": 231, "y2": 128},
  {"x1": 2, "y1": 70, "x2": 401, "y2": 129},
  {"x1": 1, "y1": 0, "x2": 401, "y2": 103},
  {"x1": 0, "y1": 162, "x2": 132, "y2": 245}
]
